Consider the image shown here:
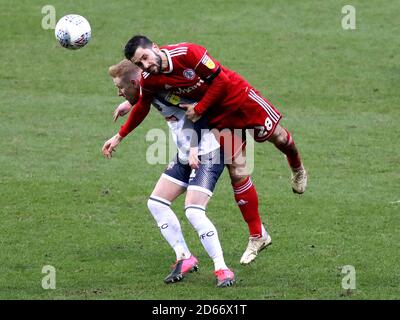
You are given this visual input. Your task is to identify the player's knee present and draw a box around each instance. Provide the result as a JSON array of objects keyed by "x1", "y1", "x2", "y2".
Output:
[
  {"x1": 147, "y1": 198, "x2": 157, "y2": 211},
  {"x1": 230, "y1": 174, "x2": 248, "y2": 185},
  {"x1": 185, "y1": 189, "x2": 210, "y2": 207},
  {"x1": 269, "y1": 125, "x2": 288, "y2": 146},
  {"x1": 147, "y1": 197, "x2": 172, "y2": 227},
  {"x1": 147, "y1": 197, "x2": 168, "y2": 212},
  {"x1": 185, "y1": 206, "x2": 206, "y2": 225},
  {"x1": 227, "y1": 164, "x2": 248, "y2": 184}
]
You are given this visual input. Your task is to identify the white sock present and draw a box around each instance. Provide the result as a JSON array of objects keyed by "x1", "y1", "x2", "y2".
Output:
[
  {"x1": 261, "y1": 224, "x2": 269, "y2": 239},
  {"x1": 147, "y1": 196, "x2": 191, "y2": 260},
  {"x1": 185, "y1": 205, "x2": 228, "y2": 271}
]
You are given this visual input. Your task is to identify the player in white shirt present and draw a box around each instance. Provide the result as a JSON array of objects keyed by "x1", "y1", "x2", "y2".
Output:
[{"x1": 102, "y1": 60, "x2": 234, "y2": 287}]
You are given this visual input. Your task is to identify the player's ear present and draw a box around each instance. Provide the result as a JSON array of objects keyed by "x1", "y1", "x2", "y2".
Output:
[
  {"x1": 152, "y1": 43, "x2": 159, "y2": 51},
  {"x1": 130, "y1": 79, "x2": 139, "y2": 89}
]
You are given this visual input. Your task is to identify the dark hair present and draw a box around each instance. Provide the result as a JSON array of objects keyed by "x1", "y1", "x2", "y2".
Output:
[{"x1": 124, "y1": 35, "x2": 153, "y2": 60}]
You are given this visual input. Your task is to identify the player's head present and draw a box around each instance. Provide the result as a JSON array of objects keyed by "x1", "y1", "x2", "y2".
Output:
[
  {"x1": 108, "y1": 59, "x2": 141, "y2": 105},
  {"x1": 124, "y1": 35, "x2": 162, "y2": 74}
]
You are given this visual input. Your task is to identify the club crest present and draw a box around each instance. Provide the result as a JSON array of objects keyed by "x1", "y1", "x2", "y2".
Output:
[{"x1": 183, "y1": 69, "x2": 196, "y2": 80}]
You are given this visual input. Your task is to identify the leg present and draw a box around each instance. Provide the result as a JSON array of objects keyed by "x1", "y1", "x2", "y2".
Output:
[
  {"x1": 185, "y1": 149, "x2": 234, "y2": 287},
  {"x1": 227, "y1": 144, "x2": 272, "y2": 265},
  {"x1": 268, "y1": 123, "x2": 302, "y2": 170},
  {"x1": 147, "y1": 157, "x2": 199, "y2": 284},
  {"x1": 268, "y1": 124, "x2": 308, "y2": 194},
  {"x1": 224, "y1": 130, "x2": 262, "y2": 237},
  {"x1": 147, "y1": 176, "x2": 191, "y2": 261},
  {"x1": 244, "y1": 88, "x2": 307, "y2": 193},
  {"x1": 213, "y1": 128, "x2": 271, "y2": 265}
]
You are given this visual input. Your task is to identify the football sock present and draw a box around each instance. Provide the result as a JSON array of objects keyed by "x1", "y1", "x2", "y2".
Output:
[
  {"x1": 147, "y1": 196, "x2": 191, "y2": 260},
  {"x1": 185, "y1": 205, "x2": 228, "y2": 271},
  {"x1": 274, "y1": 129, "x2": 302, "y2": 171},
  {"x1": 232, "y1": 176, "x2": 263, "y2": 237},
  {"x1": 260, "y1": 223, "x2": 270, "y2": 239}
]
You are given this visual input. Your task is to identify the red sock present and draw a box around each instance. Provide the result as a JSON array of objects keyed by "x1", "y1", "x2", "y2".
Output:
[
  {"x1": 232, "y1": 176, "x2": 262, "y2": 237},
  {"x1": 275, "y1": 130, "x2": 302, "y2": 170}
]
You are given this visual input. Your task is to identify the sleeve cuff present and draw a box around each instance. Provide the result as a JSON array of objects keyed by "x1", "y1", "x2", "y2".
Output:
[
  {"x1": 118, "y1": 126, "x2": 129, "y2": 138},
  {"x1": 194, "y1": 103, "x2": 205, "y2": 115}
]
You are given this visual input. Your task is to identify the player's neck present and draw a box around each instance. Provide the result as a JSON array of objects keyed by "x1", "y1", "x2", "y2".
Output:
[{"x1": 161, "y1": 51, "x2": 169, "y2": 73}]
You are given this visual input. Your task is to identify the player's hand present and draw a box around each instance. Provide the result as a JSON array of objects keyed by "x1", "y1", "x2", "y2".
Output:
[
  {"x1": 180, "y1": 103, "x2": 201, "y2": 122},
  {"x1": 113, "y1": 101, "x2": 132, "y2": 122},
  {"x1": 188, "y1": 147, "x2": 200, "y2": 170},
  {"x1": 102, "y1": 133, "x2": 123, "y2": 159}
]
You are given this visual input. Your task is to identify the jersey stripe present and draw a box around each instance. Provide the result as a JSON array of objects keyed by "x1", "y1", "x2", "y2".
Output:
[
  {"x1": 169, "y1": 47, "x2": 188, "y2": 54},
  {"x1": 169, "y1": 48, "x2": 188, "y2": 54},
  {"x1": 169, "y1": 50, "x2": 188, "y2": 56},
  {"x1": 195, "y1": 51, "x2": 208, "y2": 70},
  {"x1": 248, "y1": 90, "x2": 280, "y2": 122},
  {"x1": 233, "y1": 179, "x2": 253, "y2": 194},
  {"x1": 170, "y1": 50, "x2": 188, "y2": 55},
  {"x1": 142, "y1": 71, "x2": 150, "y2": 79},
  {"x1": 170, "y1": 52, "x2": 188, "y2": 58}
]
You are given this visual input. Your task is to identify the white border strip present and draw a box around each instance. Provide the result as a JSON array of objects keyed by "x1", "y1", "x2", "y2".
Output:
[
  {"x1": 161, "y1": 49, "x2": 174, "y2": 73},
  {"x1": 161, "y1": 173, "x2": 188, "y2": 188},
  {"x1": 149, "y1": 195, "x2": 171, "y2": 206},
  {"x1": 185, "y1": 204, "x2": 206, "y2": 211},
  {"x1": 248, "y1": 90, "x2": 279, "y2": 122},
  {"x1": 187, "y1": 185, "x2": 213, "y2": 197}
]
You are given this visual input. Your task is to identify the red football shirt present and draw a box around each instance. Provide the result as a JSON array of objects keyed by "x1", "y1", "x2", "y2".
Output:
[{"x1": 119, "y1": 43, "x2": 250, "y2": 137}]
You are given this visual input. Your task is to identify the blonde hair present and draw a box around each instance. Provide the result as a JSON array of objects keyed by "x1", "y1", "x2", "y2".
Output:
[{"x1": 108, "y1": 59, "x2": 141, "y2": 80}]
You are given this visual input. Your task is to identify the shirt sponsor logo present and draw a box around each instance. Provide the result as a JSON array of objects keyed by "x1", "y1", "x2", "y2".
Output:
[
  {"x1": 173, "y1": 79, "x2": 204, "y2": 95},
  {"x1": 165, "y1": 92, "x2": 181, "y2": 105},
  {"x1": 183, "y1": 68, "x2": 196, "y2": 80}
]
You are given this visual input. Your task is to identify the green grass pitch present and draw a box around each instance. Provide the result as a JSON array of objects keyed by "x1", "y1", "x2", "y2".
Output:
[{"x1": 0, "y1": 0, "x2": 399, "y2": 299}]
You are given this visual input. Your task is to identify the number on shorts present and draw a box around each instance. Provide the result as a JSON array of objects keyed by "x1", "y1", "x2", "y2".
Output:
[{"x1": 265, "y1": 117, "x2": 273, "y2": 131}]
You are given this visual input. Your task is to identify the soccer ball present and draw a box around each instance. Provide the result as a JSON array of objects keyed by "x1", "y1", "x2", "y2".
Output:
[{"x1": 55, "y1": 14, "x2": 91, "y2": 50}]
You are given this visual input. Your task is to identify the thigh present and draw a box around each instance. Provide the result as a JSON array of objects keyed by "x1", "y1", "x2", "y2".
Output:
[
  {"x1": 186, "y1": 149, "x2": 225, "y2": 198},
  {"x1": 151, "y1": 176, "x2": 186, "y2": 202},
  {"x1": 212, "y1": 128, "x2": 246, "y2": 165},
  {"x1": 185, "y1": 190, "x2": 210, "y2": 207},
  {"x1": 162, "y1": 154, "x2": 192, "y2": 189},
  {"x1": 245, "y1": 88, "x2": 283, "y2": 142},
  {"x1": 152, "y1": 154, "x2": 190, "y2": 201}
]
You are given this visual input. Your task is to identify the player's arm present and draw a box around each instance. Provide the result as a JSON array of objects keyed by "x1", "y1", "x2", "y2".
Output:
[
  {"x1": 102, "y1": 92, "x2": 152, "y2": 158},
  {"x1": 118, "y1": 91, "x2": 152, "y2": 137},
  {"x1": 188, "y1": 44, "x2": 231, "y2": 117}
]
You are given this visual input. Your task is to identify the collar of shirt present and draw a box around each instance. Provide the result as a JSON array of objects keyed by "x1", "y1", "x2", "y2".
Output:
[{"x1": 161, "y1": 48, "x2": 173, "y2": 74}]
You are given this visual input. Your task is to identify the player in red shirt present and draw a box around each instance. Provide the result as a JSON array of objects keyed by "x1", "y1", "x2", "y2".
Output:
[
  {"x1": 107, "y1": 35, "x2": 307, "y2": 264},
  {"x1": 122, "y1": 36, "x2": 306, "y2": 191}
]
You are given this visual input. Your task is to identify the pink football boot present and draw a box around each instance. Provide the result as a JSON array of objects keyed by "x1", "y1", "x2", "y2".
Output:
[{"x1": 164, "y1": 255, "x2": 199, "y2": 284}]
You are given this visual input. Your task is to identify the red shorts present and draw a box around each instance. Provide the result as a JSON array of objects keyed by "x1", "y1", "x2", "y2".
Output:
[
  {"x1": 241, "y1": 88, "x2": 282, "y2": 142},
  {"x1": 209, "y1": 87, "x2": 282, "y2": 142}
]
